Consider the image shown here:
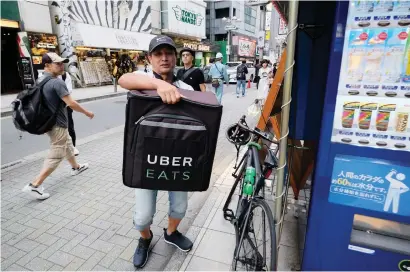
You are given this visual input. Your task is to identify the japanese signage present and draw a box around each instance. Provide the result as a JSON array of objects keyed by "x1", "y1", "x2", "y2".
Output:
[
  {"x1": 172, "y1": 5, "x2": 203, "y2": 26},
  {"x1": 331, "y1": 4, "x2": 410, "y2": 151},
  {"x1": 329, "y1": 155, "x2": 410, "y2": 216},
  {"x1": 183, "y1": 42, "x2": 210, "y2": 52},
  {"x1": 238, "y1": 38, "x2": 256, "y2": 57},
  {"x1": 278, "y1": 17, "x2": 287, "y2": 35},
  {"x1": 166, "y1": 1, "x2": 206, "y2": 39}
]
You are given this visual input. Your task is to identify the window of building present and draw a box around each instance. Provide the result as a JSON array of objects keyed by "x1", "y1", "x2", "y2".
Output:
[
  {"x1": 206, "y1": 9, "x2": 210, "y2": 15},
  {"x1": 215, "y1": 8, "x2": 230, "y2": 19},
  {"x1": 244, "y1": 6, "x2": 256, "y2": 27},
  {"x1": 233, "y1": 8, "x2": 236, "y2": 16},
  {"x1": 215, "y1": 34, "x2": 228, "y2": 41}
]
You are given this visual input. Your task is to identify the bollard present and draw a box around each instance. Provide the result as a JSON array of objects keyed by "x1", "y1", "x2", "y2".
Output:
[{"x1": 113, "y1": 77, "x2": 118, "y2": 92}]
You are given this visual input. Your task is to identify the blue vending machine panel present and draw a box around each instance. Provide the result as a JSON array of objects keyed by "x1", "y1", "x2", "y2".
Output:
[{"x1": 303, "y1": 1, "x2": 410, "y2": 271}]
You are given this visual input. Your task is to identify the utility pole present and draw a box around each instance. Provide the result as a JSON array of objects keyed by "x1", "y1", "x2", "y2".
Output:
[
  {"x1": 222, "y1": 16, "x2": 240, "y2": 63},
  {"x1": 259, "y1": 5, "x2": 266, "y2": 63}
]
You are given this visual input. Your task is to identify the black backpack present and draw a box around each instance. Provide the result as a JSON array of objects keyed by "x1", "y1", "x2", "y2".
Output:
[
  {"x1": 237, "y1": 64, "x2": 246, "y2": 79},
  {"x1": 11, "y1": 77, "x2": 60, "y2": 135},
  {"x1": 123, "y1": 89, "x2": 223, "y2": 191}
]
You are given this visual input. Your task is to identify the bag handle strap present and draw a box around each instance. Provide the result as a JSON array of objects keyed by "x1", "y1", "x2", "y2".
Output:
[
  {"x1": 181, "y1": 67, "x2": 197, "y2": 81},
  {"x1": 214, "y1": 64, "x2": 223, "y2": 79}
]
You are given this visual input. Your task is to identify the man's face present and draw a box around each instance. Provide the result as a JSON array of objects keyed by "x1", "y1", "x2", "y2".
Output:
[
  {"x1": 148, "y1": 46, "x2": 176, "y2": 75},
  {"x1": 181, "y1": 52, "x2": 193, "y2": 66},
  {"x1": 46, "y1": 62, "x2": 65, "y2": 75}
]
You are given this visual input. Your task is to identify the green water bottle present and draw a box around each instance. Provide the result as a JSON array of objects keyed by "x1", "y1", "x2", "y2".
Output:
[
  {"x1": 243, "y1": 183, "x2": 253, "y2": 196},
  {"x1": 243, "y1": 166, "x2": 256, "y2": 195}
]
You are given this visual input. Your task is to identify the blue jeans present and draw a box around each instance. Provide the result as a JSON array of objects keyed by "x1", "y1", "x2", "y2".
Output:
[
  {"x1": 236, "y1": 79, "x2": 246, "y2": 96},
  {"x1": 133, "y1": 189, "x2": 188, "y2": 230},
  {"x1": 213, "y1": 79, "x2": 224, "y2": 104}
]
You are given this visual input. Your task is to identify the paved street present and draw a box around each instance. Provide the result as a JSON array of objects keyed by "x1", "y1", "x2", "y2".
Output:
[
  {"x1": 1, "y1": 96, "x2": 127, "y2": 166},
  {"x1": 1, "y1": 85, "x2": 261, "y2": 271}
]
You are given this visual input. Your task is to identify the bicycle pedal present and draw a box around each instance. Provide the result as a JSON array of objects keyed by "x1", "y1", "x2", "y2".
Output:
[{"x1": 223, "y1": 209, "x2": 235, "y2": 221}]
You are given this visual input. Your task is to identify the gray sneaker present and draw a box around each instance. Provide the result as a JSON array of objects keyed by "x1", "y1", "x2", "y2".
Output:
[{"x1": 71, "y1": 163, "x2": 89, "y2": 176}]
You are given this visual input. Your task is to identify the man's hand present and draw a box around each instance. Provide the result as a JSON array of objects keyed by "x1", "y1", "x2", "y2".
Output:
[
  {"x1": 85, "y1": 111, "x2": 94, "y2": 119},
  {"x1": 155, "y1": 80, "x2": 181, "y2": 104}
]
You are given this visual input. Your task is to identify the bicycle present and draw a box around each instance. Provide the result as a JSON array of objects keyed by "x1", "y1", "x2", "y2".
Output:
[{"x1": 223, "y1": 115, "x2": 279, "y2": 271}]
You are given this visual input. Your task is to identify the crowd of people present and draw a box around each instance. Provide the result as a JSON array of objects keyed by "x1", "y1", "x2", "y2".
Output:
[{"x1": 20, "y1": 35, "x2": 276, "y2": 269}]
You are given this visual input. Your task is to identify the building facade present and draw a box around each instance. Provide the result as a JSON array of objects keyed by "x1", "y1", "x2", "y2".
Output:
[
  {"x1": 152, "y1": 0, "x2": 213, "y2": 66},
  {"x1": 49, "y1": 0, "x2": 155, "y2": 87},
  {"x1": 205, "y1": 0, "x2": 265, "y2": 62},
  {"x1": 1, "y1": 0, "x2": 56, "y2": 94}
]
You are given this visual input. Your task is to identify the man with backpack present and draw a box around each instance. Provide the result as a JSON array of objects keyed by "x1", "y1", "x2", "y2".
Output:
[
  {"x1": 208, "y1": 52, "x2": 229, "y2": 104},
  {"x1": 236, "y1": 59, "x2": 249, "y2": 98},
  {"x1": 21, "y1": 53, "x2": 94, "y2": 200},
  {"x1": 176, "y1": 47, "x2": 206, "y2": 92},
  {"x1": 118, "y1": 35, "x2": 194, "y2": 268}
]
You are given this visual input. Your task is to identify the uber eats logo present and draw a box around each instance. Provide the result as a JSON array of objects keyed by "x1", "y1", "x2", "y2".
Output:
[
  {"x1": 145, "y1": 155, "x2": 193, "y2": 181},
  {"x1": 172, "y1": 5, "x2": 204, "y2": 26}
]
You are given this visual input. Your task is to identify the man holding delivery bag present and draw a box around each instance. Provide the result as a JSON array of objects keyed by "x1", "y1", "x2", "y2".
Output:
[{"x1": 119, "y1": 35, "x2": 194, "y2": 268}]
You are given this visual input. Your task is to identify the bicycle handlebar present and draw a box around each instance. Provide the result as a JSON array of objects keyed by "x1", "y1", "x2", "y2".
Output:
[{"x1": 236, "y1": 115, "x2": 279, "y2": 145}]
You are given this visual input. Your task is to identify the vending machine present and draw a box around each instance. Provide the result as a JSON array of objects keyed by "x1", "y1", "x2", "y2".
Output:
[{"x1": 303, "y1": 1, "x2": 410, "y2": 270}]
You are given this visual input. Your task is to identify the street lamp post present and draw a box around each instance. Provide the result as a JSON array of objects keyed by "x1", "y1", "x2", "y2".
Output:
[{"x1": 222, "y1": 16, "x2": 240, "y2": 62}]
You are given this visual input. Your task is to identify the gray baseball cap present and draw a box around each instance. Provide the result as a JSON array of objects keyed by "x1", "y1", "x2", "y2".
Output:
[{"x1": 149, "y1": 35, "x2": 176, "y2": 53}]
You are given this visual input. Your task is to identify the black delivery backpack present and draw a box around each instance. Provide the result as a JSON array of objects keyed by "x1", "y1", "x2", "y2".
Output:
[{"x1": 123, "y1": 89, "x2": 222, "y2": 191}]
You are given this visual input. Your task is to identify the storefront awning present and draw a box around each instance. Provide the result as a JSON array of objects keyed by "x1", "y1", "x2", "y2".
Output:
[{"x1": 71, "y1": 22, "x2": 156, "y2": 51}]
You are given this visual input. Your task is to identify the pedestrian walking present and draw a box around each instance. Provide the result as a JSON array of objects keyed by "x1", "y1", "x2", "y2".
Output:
[
  {"x1": 176, "y1": 47, "x2": 206, "y2": 92},
  {"x1": 22, "y1": 53, "x2": 94, "y2": 200},
  {"x1": 118, "y1": 35, "x2": 194, "y2": 268},
  {"x1": 236, "y1": 59, "x2": 248, "y2": 98},
  {"x1": 254, "y1": 60, "x2": 261, "y2": 89},
  {"x1": 60, "y1": 71, "x2": 79, "y2": 156},
  {"x1": 256, "y1": 60, "x2": 272, "y2": 104},
  {"x1": 208, "y1": 52, "x2": 229, "y2": 104}
]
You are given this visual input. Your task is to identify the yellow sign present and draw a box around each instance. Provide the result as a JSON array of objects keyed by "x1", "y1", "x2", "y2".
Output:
[
  {"x1": 265, "y1": 31, "x2": 270, "y2": 40},
  {"x1": 0, "y1": 19, "x2": 19, "y2": 28}
]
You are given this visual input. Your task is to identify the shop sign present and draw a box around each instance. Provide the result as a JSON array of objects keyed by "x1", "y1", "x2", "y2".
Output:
[
  {"x1": 183, "y1": 42, "x2": 210, "y2": 52},
  {"x1": 238, "y1": 38, "x2": 256, "y2": 57},
  {"x1": 27, "y1": 32, "x2": 59, "y2": 57},
  {"x1": 226, "y1": 45, "x2": 231, "y2": 55},
  {"x1": 115, "y1": 33, "x2": 140, "y2": 47},
  {"x1": 279, "y1": 17, "x2": 288, "y2": 35},
  {"x1": 18, "y1": 57, "x2": 34, "y2": 84},
  {"x1": 172, "y1": 5, "x2": 204, "y2": 26},
  {"x1": 165, "y1": 1, "x2": 206, "y2": 39}
]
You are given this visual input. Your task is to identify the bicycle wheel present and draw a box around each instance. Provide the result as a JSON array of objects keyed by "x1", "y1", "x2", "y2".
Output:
[{"x1": 232, "y1": 198, "x2": 276, "y2": 271}]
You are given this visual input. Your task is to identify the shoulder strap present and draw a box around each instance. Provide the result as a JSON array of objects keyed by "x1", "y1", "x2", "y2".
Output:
[
  {"x1": 214, "y1": 64, "x2": 223, "y2": 78},
  {"x1": 181, "y1": 67, "x2": 197, "y2": 81}
]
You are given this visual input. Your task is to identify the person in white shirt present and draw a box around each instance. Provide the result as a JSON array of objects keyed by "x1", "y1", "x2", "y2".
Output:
[
  {"x1": 118, "y1": 35, "x2": 193, "y2": 269},
  {"x1": 257, "y1": 60, "x2": 272, "y2": 103}
]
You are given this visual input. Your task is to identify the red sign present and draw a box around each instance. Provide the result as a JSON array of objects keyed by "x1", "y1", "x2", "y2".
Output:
[
  {"x1": 378, "y1": 32, "x2": 387, "y2": 40},
  {"x1": 398, "y1": 31, "x2": 408, "y2": 40},
  {"x1": 359, "y1": 32, "x2": 368, "y2": 40}
]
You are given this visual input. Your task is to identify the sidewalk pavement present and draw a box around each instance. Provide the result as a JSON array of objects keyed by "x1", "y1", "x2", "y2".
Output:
[
  {"x1": 164, "y1": 156, "x2": 310, "y2": 271},
  {"x1": 1, "y1": 85, "x2": 128, "y2": 117},
  {"x1": 1, "y1": 87, "x2": 272, "y2": 271}
]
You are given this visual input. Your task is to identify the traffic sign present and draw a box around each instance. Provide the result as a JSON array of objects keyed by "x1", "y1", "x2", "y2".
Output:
[{"x1": 225, "y1": 25, "x2": 237, "y2": 31}]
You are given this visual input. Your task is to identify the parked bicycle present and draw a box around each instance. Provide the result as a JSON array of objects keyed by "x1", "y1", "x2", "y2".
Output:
[{"x1": 223, "y1": 115, "x2": 279, "y2": 271}]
